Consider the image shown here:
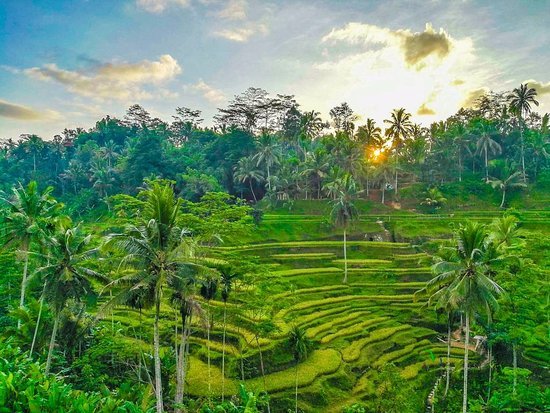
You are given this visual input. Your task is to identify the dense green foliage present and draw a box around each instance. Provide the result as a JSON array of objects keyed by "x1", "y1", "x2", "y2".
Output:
[{"x1": 0, "y1": 84, "x2": 548, "y2": 412}]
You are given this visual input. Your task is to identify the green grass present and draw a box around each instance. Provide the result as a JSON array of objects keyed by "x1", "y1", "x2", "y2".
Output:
[{"x1": 320, "y1": 316, "x2": 390, "y2": 344}]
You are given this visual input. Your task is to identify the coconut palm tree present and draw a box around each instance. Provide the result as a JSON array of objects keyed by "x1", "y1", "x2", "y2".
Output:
[
  {"x1": 384, "y1": 108, "x2": 413, "y2": 195},
  {"x1": 99, "y1": 140, "x2": 120, "y2": 168},
  {"x1": 424, "y1": 222, "x2": 504, "y2": 413},
  {"x1": 474, "y1": 121, "x2": 502, "y2": 182},
  {"x1": 0, "y1": 181, "x2": 63, "y2": 328},
  {"x1": 218, "y1": 265, "x2": 239, "y2": 402},
  {"x1": 330, "y1": 175, "x2": 358, "y2": 283},
  {"x1": 170, "y1": 271, "x2": 204, "y2": 412},
  {"x1": 508, "y1": 84, "x2": 539, "y2": 181},
  {"x1": 488, "y1": 166, "x2": 527, "y2": 208},
  {"x1": 103, "y1": 180, "x2": 191, "y2": 413},
  {"x1": 287, "y1": 325, "x2": 312, "y2": 413},
  {"x1": 301, "y1": 150, "x2": 330, "y2": 199},
  {"x1": 253, "y1": 134, "x2": 280, "y2": 190},
  {"x1": 199, "y1": 273, "x2": 218, "y2": 396},
  {"x1": 22, "y1": 134, "x2": 45, "y2": 175},
  {"x1": 34, "y1": 222, "x2": 107, "y2": 374},
  {"x1": 234, "y1": 156, "x2": 264, "y2": 202}
]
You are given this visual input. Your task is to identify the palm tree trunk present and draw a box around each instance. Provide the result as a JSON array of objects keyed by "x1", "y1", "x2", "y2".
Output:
[
  {"x1": 222, "y1": 301, "x2": 227, "y2": 402},
  {"x1": 343, "y1": 229, "x2": 348, "y2": 284},
  {"x1": 30, "y1": 281, "x2": 47, "y2": 356},
  {"x1": 500, "y1": 189, "x2": 506, "y2": 209},
  {"x1": 256, "y1": 336, "x2": 271, "y2": 413},
  {"x1": 487, "y1": 343, "x2": 493, "y2": 402},
  {"x1": 462, "y1": 312, "x2": 470, "y2": 413},
  {"x1": 512, "y1": 343, "x2": 518, "y2": 395},
  {"x1": 249, "y1": 180, "x2": 258, "y2": 202},
  {"x1": 444, "y1": 313, "x2": 451, "y2": 397},
  {"x1": 458, "y1": 150, "x2": 462, "y2": 182},
  {"x1": 295, "y1": 362, "x2": 299, "y2": 413},
  {"x1": 18, "y1": 247, "x2": 29, "y2": 329},
  {"x1": 267, "y1": 165, "x2": 271, "y2": 190},
  {"x1": 181, "y1": 312, "x2": 193, "y2": 396},
  {"x1": 45, "y1": 313, "x2": 60, "y2": 374},
  {"x1": 317, "y1": 176, "x2": 321, "y2": 199},
  {"x1": 520, "y1": 118, "x2": 526, "y2": 182},
  {"x1": 153, "y1": 299, "x2": 164, "y2": 413},
  {"x1": 485, "y1": 146, "x2": 489, "y2": 182},
  {"x1": 394, "y1": 154, "x2": 399, "y2": 196},
  {"x1": 175, "y1": 309, "x2": 189, "y2": 413},
  {"x1": 207, "y1": 303, "x2": 212, "y2": 396},
  {"x1": 381, "y1": 184, "x2": 385, "y2": 204}
]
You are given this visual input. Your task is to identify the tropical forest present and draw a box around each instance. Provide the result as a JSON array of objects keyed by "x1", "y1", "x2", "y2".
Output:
[{"x1": 0, "y1": 1, "x2": 549, "y2": 412}]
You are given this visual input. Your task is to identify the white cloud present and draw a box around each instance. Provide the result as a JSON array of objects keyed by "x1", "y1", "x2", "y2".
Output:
[
  {"x1": 0, "y1": 99, "x2": 60, "y2": 121},
  {"x1": 190, "y1": 79, "x2": 226, "y2": 104},
  {"x1": 135, "y1": 0, "x2": 190, "y2": 13},
  {"x1": 217, "y1": 0, "x2": 247, "y2": 20},
  {"x1": 290, "y1": 21, "x2": 485, "y2": 124},
  {"x1": 213, "y1": 21, "x2": 268, "y2": 42},
  {"x1": 24, "y1": 54, "x2": 182, "y2": 101},
  {"x1": 525, "y1": 79, "x2": 550, "y2": 96}
]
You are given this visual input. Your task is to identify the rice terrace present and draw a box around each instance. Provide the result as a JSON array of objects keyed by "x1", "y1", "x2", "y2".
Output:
[{"x1": 0, "y1": 1, "x2": 549, "y2": 412}]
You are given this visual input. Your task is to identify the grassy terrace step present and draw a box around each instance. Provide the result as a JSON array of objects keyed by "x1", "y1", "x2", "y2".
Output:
[
  {"x1": 271, "y1": 252, "x2": 337, "y2": 259},
  {"x1": 270, "y1": 267, "x2": 342, "y2": 277},
  {"x1": 272, "y1": 284, "x2": 350, "y2": 300},
  {"x1": 279, "y1": 294, "x2": 414, "y2": 316},
  {"x1": 342, "y1": 325, "x2": 410, "y2": 362},
  {"x1": 372, "y1": 339, "x2": 433, "y2": 368},
  {"x1": 347, "y1": 267, "x2": 431, "y2": 274},
  {"x1": 305, "y1": 311, "x2": 371, "y2": 339},
  {"x1": 216, "y1": 241, "x2": 410, "y2": 251},
  {"x1": 400, "y1": 358, "x2": 462, "y2": 380},
  {"x1": 332, "y1": 259, "x2": 392, "y2": 267},
  {"x1": 320, "y1": 317, "x2": 390, "y2": 344},
  {"x1": 246, "y1": 349, "x2": 342, "y2": 394}
]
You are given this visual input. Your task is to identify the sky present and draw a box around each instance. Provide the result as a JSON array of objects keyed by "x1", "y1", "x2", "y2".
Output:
[{"x1": 1, "y1": 0, "x2": 550, "y2": 139}]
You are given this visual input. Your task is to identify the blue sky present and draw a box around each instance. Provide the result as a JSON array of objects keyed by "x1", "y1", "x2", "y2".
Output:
[{"x1": 1, "y1": 0, "x2": 549, "y2": 139}]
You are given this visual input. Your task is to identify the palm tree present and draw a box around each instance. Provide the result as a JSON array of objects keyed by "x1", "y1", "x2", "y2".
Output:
[
  {"x1": 508, "y1": 84, "x2": 539, "y2": 181},
  {"x1": 474, "y1": 121, "x2": 502, "y2": 182},
  {"x1": 451, "y1": 123, "x2": 470, "y2": 182},
  {"x1": 356, "y1": 118, "x2": 383, "y2": 149},
  {"x1": 199, "y1": 273, "x2": 218, "y2": 396},
  {"x1": 253, "y1": 134, "x2": 280, "y2": 190},
  {"x1": 425, "y1": 222, "x2": 504, "y2": 413},
  {"x1": 287, "y1": 325, "x2": 312, "y2": 413},
  {"x1": 99, "y1": 140, "x2": 120, "y2": 168},
  {"x1": 384, "y1": 108, "x2": 413, "y2": 196},
  {"x1": 170, "y1": 271, "x2": 204, "y2": 412},
  {"x1": 301, "y1": 150, "x2": 329, "y2": 199},
  {"x1": 373, "y1": 161, "x2": 393, "y2": 204},
  {"x1": 103, "y1": 180, "x2": 190, "y2": 413},
  {"x1": 34, "y1": 222, "x2": 107, "y2": 374},
  {"x1": 219, "y1": 265, "x2": 239, "y2": 402},
  {"x1": 528, "y1": 114, "x2": 549, "y2": 180},
  {"x1": 0, "y1": 181, "x2": 62, "y2": 328},
  {"x1": 22, "y1": 134, "x2": 45, "y2": 175},
  {"x1": 330, "y1": 175, "x2": 358, "y2": 283},
  {"x1": 234, "y1": 156, "x2": 264, "y2": 202},
  {"x1": 488, "y1": 167, "x2": 527, "y2": 208}
]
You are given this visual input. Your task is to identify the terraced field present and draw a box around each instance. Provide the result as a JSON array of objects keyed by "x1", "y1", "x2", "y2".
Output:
[{"x1": 105, "y1": 208, "x2": 550, "y2": 412}]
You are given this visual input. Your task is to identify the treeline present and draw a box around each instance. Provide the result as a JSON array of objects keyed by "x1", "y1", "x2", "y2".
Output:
[{"x1": 1, "y1": 85, "x2": 548, "y2": 212}]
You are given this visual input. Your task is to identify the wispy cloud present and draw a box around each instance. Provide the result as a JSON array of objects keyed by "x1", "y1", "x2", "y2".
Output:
[
  {"x1": 0, "y1": 99, "x2": 60, "y2": 121},
  {"x1": 23, "y1": 54, "x2": 182, "y2": 101},
  {"x1": 322, "y1": 22, "x2": 455, "y2": 70},
  {"x1": 213, "y1": 21, "x2": 268, "y2": 42},
  {"x1": 525, "y1": 79, "x2": 550, "y2": 96},
  {"x1": 190, "y1": 79, "x2": 226, "y2": 104},
  {"x1": 135, "y1": 0, "x2": 190, "y2": 13},
  {"x1": 217, "y1": 0, "x2": 247, "y2": 20}
]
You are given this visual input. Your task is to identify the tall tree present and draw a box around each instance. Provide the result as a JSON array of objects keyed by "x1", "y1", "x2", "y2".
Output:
[
  {"x1": 104, "y1": 180, "x2": 190, "y2": 413},
  {"x1": 488, "y1": 166, "x2": 527, "y2": 208},
  {"x1": 234, "y1": 156, "x2": 264, "y2": 202},
  {"x1": 0, "y1": 181, "x2": 62, "y2": 328},
  {"x1": 35, "y1": 222, "x2": 107, "y2": 374},
  {"x1": 508, "y1": 84, "x2": 539, "y2": 181},
  {"x1": 287, "y1": 325, "x2": 312, "y2": 413},
  {"x1": 474, "y1": 120, "x2": 502, "y2": 182},
  {"x1": 384, "y1": 108, "x2": 413, "y2": 196},
  {"x1": 425, "y1": 222, "x2": 504, "y2": 413},
  {"x1": 253, "y1": 134, "x2": 281, "y2": 190},
  {"x1": 330, "y1": 175, "x2": 358, "y2": 283}
]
